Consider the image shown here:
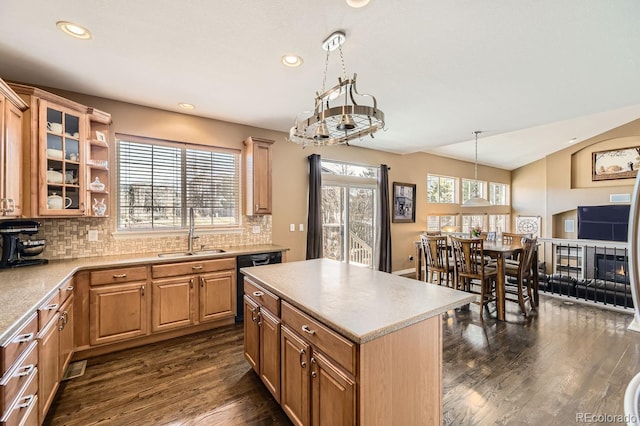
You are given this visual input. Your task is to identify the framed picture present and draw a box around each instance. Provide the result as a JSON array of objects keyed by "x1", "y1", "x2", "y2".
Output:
[
  {"x1": 592, "y1": 146, "x2": 640, "y2": 181},
  {"x1": 392, "y1": 182, "x2": 416, "y2": 223},
  {"x1": 95, "y1": 131, "x2": 107, "y2": 143}
]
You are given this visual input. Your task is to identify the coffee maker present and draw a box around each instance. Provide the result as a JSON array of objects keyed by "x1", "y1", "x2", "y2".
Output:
[{"x1": 0, "y1": 220, "x2": 48, "y2": 268}]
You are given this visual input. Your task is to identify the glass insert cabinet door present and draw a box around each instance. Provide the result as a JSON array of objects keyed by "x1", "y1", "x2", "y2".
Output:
[
  {"x1": 322, "y1": 184, "x2": 376, "y2": 267},
  {"x1": 39, "y1": 101, "x2": 86, "y2": 215}
]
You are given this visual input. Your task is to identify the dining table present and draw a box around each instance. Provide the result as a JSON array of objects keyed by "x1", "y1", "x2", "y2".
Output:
[{"x1": 415, "y1": 238, "x2": 535, "y2": 321}]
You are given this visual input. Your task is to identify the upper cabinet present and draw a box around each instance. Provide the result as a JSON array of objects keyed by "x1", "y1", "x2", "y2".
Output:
[
  {"x1": 243, "y1": 136, "x2": 274, "y2": 215},
  {"x1": 0, "y1": 78, "x2": 28, "y2": 217},
  {"x1": 9, "y1": 83, "x2": 111, "y2": 217}
]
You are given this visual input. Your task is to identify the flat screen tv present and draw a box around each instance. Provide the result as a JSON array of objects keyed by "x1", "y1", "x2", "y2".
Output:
[{"x1": 577, "y1": 205, "x2": 630, "y2": 242}]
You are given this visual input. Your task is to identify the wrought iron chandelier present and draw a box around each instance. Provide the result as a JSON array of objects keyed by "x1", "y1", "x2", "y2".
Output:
[
  {"x1": 462, "y1": 130, "x2": 492, "y2": 207},
  {"x1": 287, "y1": 31, "x2": 385, "y2": 148}
]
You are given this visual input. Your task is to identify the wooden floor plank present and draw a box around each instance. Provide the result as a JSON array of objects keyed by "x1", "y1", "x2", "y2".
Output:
[{"x1": 46, "y1": 296, "x2": 640, "y2": 425}]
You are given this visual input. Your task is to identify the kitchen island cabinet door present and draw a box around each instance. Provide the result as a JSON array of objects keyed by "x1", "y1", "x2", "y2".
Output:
[
  {"x1": 89, "y1": 282, "x2": 148, "y2": 346},
  {"x1": 198, "y1": 271, "x2": 235, "y2": 323},
  {"x1": 311, "y1": 351, "x2": 356, "y2": 426},
  {"x1": 281, "y1": 326, "x2": 310, "y2": 426},
  {"x1": 243, "y1": 296, "x2": 260, "y2": 373},
  {"x1": 151, "y1": 277, "x2": 195, "y2": 332},
  {"x1": 259, "y1": 307, "x2": 281, "y2": 403}
]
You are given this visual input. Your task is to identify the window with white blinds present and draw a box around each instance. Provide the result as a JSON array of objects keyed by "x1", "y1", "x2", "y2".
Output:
[{"x1": 117, "y1": 136, "x2": 241, "y2": 231}]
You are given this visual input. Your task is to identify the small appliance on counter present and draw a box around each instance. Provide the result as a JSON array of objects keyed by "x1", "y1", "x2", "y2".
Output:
[{"x1": 0, "y1": 220, "x2": 48, "y2": 268}]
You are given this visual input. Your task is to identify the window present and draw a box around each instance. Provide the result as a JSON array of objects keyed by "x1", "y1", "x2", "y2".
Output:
[
  {"x1": 488, "y1": 214, "x2": 510, "y2": 233},
  {"x1": 461, "y1": 214, "x2": 485, "y2": 233},
  {"x1": 427, "y1": 215, "x2": 457, "y2": 232},
  {"x1": 489, "y1": 182, "x2": 509, "y2": 205},
  {"x1": 321, "y1": 160, "x2": 377, "y2": 268},
  {"x1": 117, "y1": 136, "x2": 241, "y2": 231},
  {"x1": 427, "y1": 175, "x2": 456, "y2": 203},
  {"x1": 461, "y1": 178, "x2": 486, "y2": 203}
]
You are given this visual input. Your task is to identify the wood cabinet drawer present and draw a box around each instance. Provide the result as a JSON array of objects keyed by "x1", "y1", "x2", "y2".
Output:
[
  {"x1": 58, "y1": 277, "x2": 75, "y2": 304},
  {"x1": 0, "y1": 314, "x2": 37, "y2": 377},
  {"x1": 281, "y1": 301, "x2": 356, "y2": 376},
  {"x1": 37, "y1": 292, "x2": 61, "y2": 330},
  {"x1": 0, "y1": 368, "x2": 37, "y2": 426},
  {"x1": 152, "y1": 257, "x2": 236, "y2": 279},
  {"x1": 90, "y1": 266, "x2": 148, "y2": 286},
  {"x1": 0, "y1": 342, "x2": 37, "y2": 419},
  {"x1": 244, "y1": 278, "x2": 279, "y2": 316}
]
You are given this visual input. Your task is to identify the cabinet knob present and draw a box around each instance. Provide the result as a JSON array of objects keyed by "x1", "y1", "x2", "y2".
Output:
[
  {"x1": 301, "y1": 325, "x2": 316, "y2": 336},
  {"x1": 252, "y1": 291, "x2": 264, "y2": 297},
  {"x1": 299, "y1": 348, "x2": 307, "y2": 368}
]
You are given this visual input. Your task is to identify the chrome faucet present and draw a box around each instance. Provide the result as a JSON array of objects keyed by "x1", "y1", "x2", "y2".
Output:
[{"x1": 188, "y1": 207, "x2": 199, "y2": 253}]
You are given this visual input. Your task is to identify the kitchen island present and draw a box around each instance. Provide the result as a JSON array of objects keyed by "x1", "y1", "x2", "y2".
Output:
[{"x1": 241, "y1": 258, "x2": 475, "y2": 425}]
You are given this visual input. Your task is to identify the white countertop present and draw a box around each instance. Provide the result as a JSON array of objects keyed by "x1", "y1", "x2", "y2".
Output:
[
  {"x1": 241, "y1": 258, "x2": 475, "y2": 343},
  {"x1": 0, "y1": 244, "x2": 287, "y2": 345}
]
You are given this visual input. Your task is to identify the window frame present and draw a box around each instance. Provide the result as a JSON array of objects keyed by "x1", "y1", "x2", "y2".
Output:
[
  {"x1": 115, "y1": 134, "x2": 242, "y2": 234},
  {"x1": 489, "y1": 182, "x2": 510, "y2": 206},
  {"x1": 427, "y1": 174, "x2": 457, "y2": 204},
  {"x1": 461, "y1": 178, "x2": 487, "y2": 204}
]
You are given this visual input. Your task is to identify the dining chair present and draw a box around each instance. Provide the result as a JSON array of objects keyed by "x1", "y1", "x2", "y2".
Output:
[
  {"x1": 450, "y1": 236, "x2": 497, "y2": 314},
  {"x1": 421, "y1": 234, "x2": 456, "y2": 288},
  {"x1": 504, "y1": 236, "x2": 538, "y2": 315},
  {"x1": 480, "y1": 231, "x2": 496, "y2": 241}
]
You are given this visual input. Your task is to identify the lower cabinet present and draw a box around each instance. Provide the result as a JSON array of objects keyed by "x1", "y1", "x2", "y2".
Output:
[
  {"x1": 243, "y1": 294, "x2": 281, "y2": 402},
  {"x1": 89, "y1": 281, "x2": 148, "y2": 346},
  {"x1": 38, "y1": 281, "x2": 74, "y2": 424},
  {"x1": 151, "y1": 268, "x2": 236, "y2": 332}
]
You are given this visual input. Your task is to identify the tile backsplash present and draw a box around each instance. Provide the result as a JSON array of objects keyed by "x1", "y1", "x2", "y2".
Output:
[{"x1": 35, "y1": 215, "x2": 272, "y2": 260}]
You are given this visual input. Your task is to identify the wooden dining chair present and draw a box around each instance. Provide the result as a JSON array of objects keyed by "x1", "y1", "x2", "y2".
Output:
[
  {"x1": 450, "y1": 236, "x2": 497, "y2": 314},
  {"x1": 480, "y1": 231, "x2": 496, "y2": 241},
  {"x1": 421, "y1": 234, "x2": 456, "y2": 288},
  {"x1": 504, "y1": 237, "x2": 538, "y2": 315}
]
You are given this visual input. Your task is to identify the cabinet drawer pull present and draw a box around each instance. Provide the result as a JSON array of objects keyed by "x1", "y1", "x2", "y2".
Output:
[
  {"x1": 192, "y1": 265, "x2": 203, "y2": 271},
  {"x1": 14, "y1": 364, "x2": 35, "y2": 378},
  {"x1": 299, "y1": 348, "x2": 307, "y2": 368},
  {"x1": 65, "y1": 286, "x2": 74, "y2": 291},
  {"x1": 311, "y1": 357, "x2": 317, "y2": 378},
  {"x1": 17, "y1": 394, "x2": 35, "y2": 409},
  {"x1": 113, "y1": 273, "x2": 127, "y2": 278},
  {"x1": 252, "y1": 291, "x2": 264, "y2": 297},
  {"x1": 251, "y1": 307, "x2": 258, "y2": 322},
  {"x1": 189, "y1": 278, "x2": 194, "y2": 289},
  {"x1": 301, "y1": 325, "x2": 316, "y2": 336},
  {"x1": 44, "y1": 303, "x2": 59, "y2": 311},
  {"x1": 13, "y1": 333, "x2": 34, "y2": 343},
  {"x1": 141, "y1": 285, "x2": 145, "y2": 296}
]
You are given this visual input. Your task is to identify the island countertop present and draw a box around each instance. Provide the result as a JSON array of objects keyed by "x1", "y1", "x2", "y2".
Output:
[{"x1": 241, "y1": 258, "x2": 475, "y2": 344}]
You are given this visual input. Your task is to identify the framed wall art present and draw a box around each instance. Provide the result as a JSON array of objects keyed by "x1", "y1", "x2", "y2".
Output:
[
  {"x1": 592, "y1": 146, "x2": 640, "y2": 181},
  {"x1": 392, "y1": 182, "x2": 416, "y2": 223}
]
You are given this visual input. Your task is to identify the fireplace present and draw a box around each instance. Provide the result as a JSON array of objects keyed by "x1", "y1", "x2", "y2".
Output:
[{"x1": 595, "y1": 253, "x2": 629, "y2": 284}]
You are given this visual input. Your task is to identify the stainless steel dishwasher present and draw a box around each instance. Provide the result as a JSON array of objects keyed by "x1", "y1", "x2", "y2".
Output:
[{"x1": 236, "y1": 252, "x2": 282, "y2": 322}]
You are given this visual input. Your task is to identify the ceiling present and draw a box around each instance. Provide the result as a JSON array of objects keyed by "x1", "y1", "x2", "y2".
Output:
[{"x1": 2, "y1": 0, "x2": 640, "y2": 170}]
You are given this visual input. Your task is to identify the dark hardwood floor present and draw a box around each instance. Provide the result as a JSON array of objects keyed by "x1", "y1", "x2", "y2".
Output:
[{"x1": 45, "y1": 296, "x2": 640, "y2": 425}]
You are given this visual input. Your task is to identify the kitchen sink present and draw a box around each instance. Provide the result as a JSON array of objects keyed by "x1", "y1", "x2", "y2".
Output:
[{"x1": 157, "y1": 249, "x2": 225, "y2": 258}]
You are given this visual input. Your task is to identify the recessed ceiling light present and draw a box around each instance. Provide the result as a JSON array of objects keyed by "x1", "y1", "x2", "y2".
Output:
[
  {"x1": 56, "y1": 21, "x2": 92, "y2": 40},
  {"x1": 178, "y1": 103, "x2": 195, "y2": 110},
  {"x1": 281, "y1": 55, "x2": 303, "y2": 67},
  {"x1": 346, "y1": 0, "x2": 371, "y2": 8}
]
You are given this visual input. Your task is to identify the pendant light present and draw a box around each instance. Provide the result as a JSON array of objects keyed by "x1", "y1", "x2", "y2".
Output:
[
  {"x1": 287, "y1": 30, "x2": 385, "y2": 148},
  {"x1": 462, "y1": 131, "x2": 492, "y2": 207}
]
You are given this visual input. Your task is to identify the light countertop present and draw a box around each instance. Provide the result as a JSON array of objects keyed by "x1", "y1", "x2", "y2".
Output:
[
  {"x1": 0, "y1": 244, "x2": 287, "y2": 345},
  {"x1": 241, "y1": 258, "x2": 475, "y2": 344}
]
